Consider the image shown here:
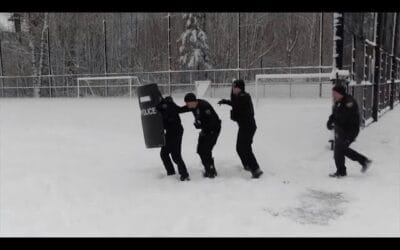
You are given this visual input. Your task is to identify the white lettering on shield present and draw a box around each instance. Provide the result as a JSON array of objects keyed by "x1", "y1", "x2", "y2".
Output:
[{"x1": 141, "y1": 107, "x2": 157, "y2": 116}]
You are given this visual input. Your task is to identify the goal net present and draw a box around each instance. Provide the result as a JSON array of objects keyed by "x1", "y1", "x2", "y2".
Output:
[
  {"x1": 194, "y1": 80, "x2": 233, "y2": 99},
  {"x1": 77, "y1": 76, "x2": 141, "y2": 97},
  {"x1": 255, "y1": 72, "x2": 333, "y2": 102},
  {"x1": 195, "y1": 80, "x2": 212, "y2": 98}
]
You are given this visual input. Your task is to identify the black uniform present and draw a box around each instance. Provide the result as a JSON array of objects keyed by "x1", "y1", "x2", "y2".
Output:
[
  {"x1": 218, "y1": 81, "x2": 263, "y2": 178},
  {"x1": 327, "y1": 94, "x2": 369, "y2": 176},
  {"x1": 156, "y1": 96, "x2": 189, "y2": 179},
  {"x1": 180, "y1": 99, "x2": 221, "y2": 177}
]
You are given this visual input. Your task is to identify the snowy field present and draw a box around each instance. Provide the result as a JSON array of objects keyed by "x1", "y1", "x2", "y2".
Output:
[{"x1": 0, "y1": 97, "x2": 399, "y2": 237}]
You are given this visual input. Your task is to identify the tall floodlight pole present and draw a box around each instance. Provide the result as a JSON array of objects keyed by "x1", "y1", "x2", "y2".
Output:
[
  {"x1": 319, "y1": 12, "x2": 324, "y2": 97},
  {"x1": 168, "y1": 12, "x2": 172, "y2": 95},
  {"x1": 0, "y1": 34, "x2": 4, "y2": 97},
  {"x1": 237, "y1": 13, "x2": 241, "y2": 79},
  {"x1": 47, "y1": 26, "x2": 52, "y2": 97},
  {"x1": 390, "y1": 13, "x2": 399, "y2": 109},
  {"x1": 103, "y1": 19, "x2": 108, "y2": 96}
]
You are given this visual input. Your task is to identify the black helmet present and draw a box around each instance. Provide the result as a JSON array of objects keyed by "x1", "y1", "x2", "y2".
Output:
[
  {"x1": 332, "y1": 84, "x2": 346, "y2": 96},
  {"x1": 233, "y1": 79, "x2": 245, "y2": 91},
  {"x1": 184, "y1": 92, "x2": 197, "y2": 102}
]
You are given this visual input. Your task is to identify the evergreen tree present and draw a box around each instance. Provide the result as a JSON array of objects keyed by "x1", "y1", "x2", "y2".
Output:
[{"x1": 178, "y1": 13, "x2": 212, "y2": 70}]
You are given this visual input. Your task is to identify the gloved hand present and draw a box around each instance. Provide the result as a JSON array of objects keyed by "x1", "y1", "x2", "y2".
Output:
[
  {"x1": 230, "y1": 110, "x2": 237, "y2": 121},
  {"x1": 199, "y1": 131, "x2": 205, "y2": 137},
  {"x1": 327, "y1": 122, "x2": 334, "y2": 130},
  {"x1": 194, "y1": 120, "x2": 202, "y2": 129},
  {"x1": 218, "y1": 99, "x2": 228, "y2": 105},
  {"x1": 327, "y1": 115, "x2": 334, "y2": 130}
]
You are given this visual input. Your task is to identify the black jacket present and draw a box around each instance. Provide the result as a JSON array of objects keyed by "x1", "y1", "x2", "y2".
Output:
[
  {"x1": 179, "y1": 99, "x2": 221, "y2": 133},
  {"x1": 221, "y1": 92, "x2": 256, "y2": 128},
  {"x1": 156, "y1": 96, "x2": 183, "y2": 133},
  {"x1": 327, "y1": 94, "x2": 360, "y2": 140}
]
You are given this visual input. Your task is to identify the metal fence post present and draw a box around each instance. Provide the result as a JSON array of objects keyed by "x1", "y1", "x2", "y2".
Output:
[
  {"x1": 373, "y1": 13, "x2": 384, "y2": 122},
  {"x1": 390, "y1": 13, "x2": 399, "y2": 109},
  {"x1": 129, "y1": 77, "x2": 132, "y2": 98},
  {"x1": 77, "y1": 78, "x2": 80, "y2": 98}
]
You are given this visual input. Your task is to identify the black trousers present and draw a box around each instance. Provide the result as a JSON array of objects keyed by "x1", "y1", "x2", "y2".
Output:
[
  {"x1": 236, "y1": 125, "x2": 260, "y2": 172},
  {"x1": 197, "y1": 126, "x2": 221, "y2": 172},
  {"x1": 160, "y1": 128, "x2": 189, "y2": 177},
  {"x1": 334, "y1": 136, "x2": 367, "y2": 174}
]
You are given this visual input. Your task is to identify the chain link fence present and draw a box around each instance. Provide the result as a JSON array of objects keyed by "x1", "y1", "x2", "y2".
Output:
[{"x1": 0, "y1": 66, "x2": 333, "y2": 98}]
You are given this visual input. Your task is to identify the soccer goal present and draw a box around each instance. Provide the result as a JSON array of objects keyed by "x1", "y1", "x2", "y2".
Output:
[
  {"x1": 255, "y1": 72, "x2": 333, "y2": 102},
  {"x1": 195, "y1": 80, "x2": 211, "y2": 98},
  {"x1": 194, "y1": 80, "x2": 233, "y2": 99},
  {"x1": 76, "y1": 76, "x2": 141, "y2": 97}
]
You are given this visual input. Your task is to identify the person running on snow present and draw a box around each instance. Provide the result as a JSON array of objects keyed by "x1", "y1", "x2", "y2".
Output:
[
  {"x1": 218, "y1": 79, "x2": 263, "y2": 179},
  {"x1": 327, "y1": 84, "x2": 372, "y2": 178}
]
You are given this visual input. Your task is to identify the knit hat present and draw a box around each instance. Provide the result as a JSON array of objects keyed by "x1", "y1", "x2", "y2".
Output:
[
  {"x1": 184, "y1": 92, "x2": 197, "y2": 102},
  {"x1": 332, "y1": 84, "x2": 346, "y2": 96},
  {"x1": 233, "y1": 79, "x2": 245, "y2": 91}
]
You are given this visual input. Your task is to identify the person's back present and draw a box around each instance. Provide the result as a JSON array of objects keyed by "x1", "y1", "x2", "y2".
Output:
[
  {"x1": 156, "y1": 96, "x2": 183, "y2": 133},
  {"x1": 230, "y1": 91, "x2": 256, "y2": 128}
]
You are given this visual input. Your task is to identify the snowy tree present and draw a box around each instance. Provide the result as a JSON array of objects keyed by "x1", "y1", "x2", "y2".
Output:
[
  {"x1": 17, "y1": 13, "x2": 49, "y2": 97},
  {"x1": 178, "y1": 13, "x2": 212, "y2": 70}
]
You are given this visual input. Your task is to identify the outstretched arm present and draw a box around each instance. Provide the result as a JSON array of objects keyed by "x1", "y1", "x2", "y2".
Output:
[
  {"x1": 218, "y1": 99, "x2": 232, "y2": 106},
  {"x1": 178, "y1": 105, "x2": 191, "y2": 113}
]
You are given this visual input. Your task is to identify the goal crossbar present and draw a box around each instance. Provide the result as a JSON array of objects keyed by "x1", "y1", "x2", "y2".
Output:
[
  {"x1": 255, "y1": 72, "x2": 333, "y2": 80},
  {"x1": 255, "y1": 72, "x2": 334, "y2": 102},
  {"x1": 77, "y1": 76, "x2": 139, "y2": 81},
  {"x1": 77, "y1": 76, "x2": 140, "y2": 97}
]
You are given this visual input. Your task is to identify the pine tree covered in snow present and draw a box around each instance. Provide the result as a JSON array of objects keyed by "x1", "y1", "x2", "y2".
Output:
[{"x1": 178, "y1": 13, "x2": 212, "y2": 70}]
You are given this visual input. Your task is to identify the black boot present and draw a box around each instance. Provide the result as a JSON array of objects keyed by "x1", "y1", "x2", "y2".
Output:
[
  {"x1": 329, "y1": 171, "x2": 347, "y2": 178},
  {"x1": 203, "y1": 171, "x2": 215, "y2": 178},
  {"x1": 203, "y1": 167, "x2": 217, "y2": 178},
  {"x1": 203, "y1": 169, "x2": 216, "y2": 178},
  {"x1": 251, "y1": 168, "x2": 263, "y2": 179},
  {"x1": 210, "y1": 165, "x2": 217, "y2": 177},
  {"x1": 204, "y1": 158, "x2": 217, "y2": 178},
  {"x1": 180, "y1": 175, "x2": 190, "y2": 181},
  {"x1": 361, "y1": 159, "x2": 372, "y2": 173}
]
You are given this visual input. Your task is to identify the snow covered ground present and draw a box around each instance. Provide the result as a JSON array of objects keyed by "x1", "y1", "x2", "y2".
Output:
[{"x1": 0, "y1": 97, "x2": 399, "y2": 237}]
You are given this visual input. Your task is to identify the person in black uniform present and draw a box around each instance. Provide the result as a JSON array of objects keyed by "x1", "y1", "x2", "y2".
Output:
[
  {"x1": 218, "y1": 79, "x2": 263, "y2": 178},
  {"x1": 179, "y1": 93, "x2": 221, "y2": 178},
  {"x1": 326, "y1": 84, "x2": 371, "y2": 178},
  {"x1": 156, "y1": 96, "x2": 190, "y2": 181}
]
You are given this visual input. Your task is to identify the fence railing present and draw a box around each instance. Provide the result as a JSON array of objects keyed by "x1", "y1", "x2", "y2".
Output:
[
  {"x1": 0, "y1": 66, "x2": 333, "y2": 98},
  {"x1": 345, "y1": 36, "x2": 400, "y2": 126}
]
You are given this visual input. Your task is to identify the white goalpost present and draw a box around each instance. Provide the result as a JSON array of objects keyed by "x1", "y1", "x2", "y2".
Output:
[
  {"x1": 76, "y1": 76, "x2": 141, "y2": 98},
  {"x1": 194, "y1": 80, "x2": 234, "y2": 99},
  {"x1": 195, "y1": 80, "x2": 212, "y2": 98}
]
